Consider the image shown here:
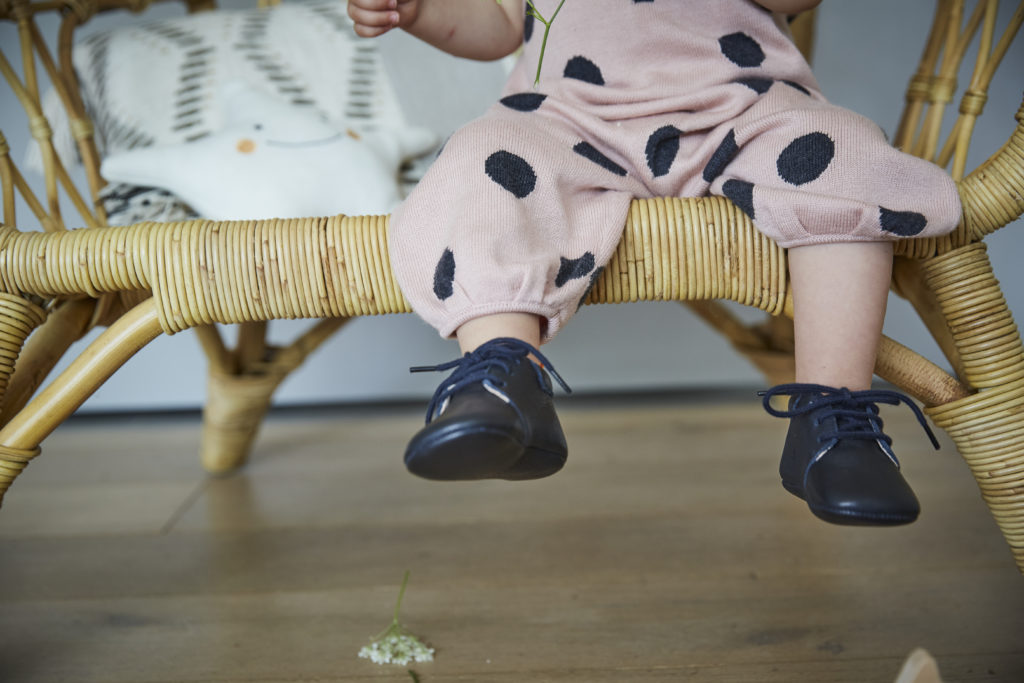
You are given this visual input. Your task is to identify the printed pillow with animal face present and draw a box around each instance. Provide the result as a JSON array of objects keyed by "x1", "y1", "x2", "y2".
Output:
[
  {"x1": 101, "y1": 82, "x2": 436, "y2": 219},
  {"x1": 60, "y1": 0, "x2": 436, "y2": 221},
  {"x1": 76, "y1": 0, "x2": 401, "y2": 155}
]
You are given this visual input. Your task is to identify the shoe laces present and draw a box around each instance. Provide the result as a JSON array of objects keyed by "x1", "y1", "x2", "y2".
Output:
[
  {"x1": 410, "y1": 338, "x2": 571, "y2": 423},
  {"x1": 760, "y1": 383, "x2": 940, "y2": 451}
]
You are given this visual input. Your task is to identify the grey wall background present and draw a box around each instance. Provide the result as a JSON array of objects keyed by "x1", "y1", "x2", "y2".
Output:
[{"x1": 2, "y1": 0, "x2": 1022, "y2": 412}]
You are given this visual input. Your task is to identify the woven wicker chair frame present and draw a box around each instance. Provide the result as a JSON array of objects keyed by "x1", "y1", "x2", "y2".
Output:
[{"x1": 1, "y1": 0, "x2": 1023, "y2": 572}]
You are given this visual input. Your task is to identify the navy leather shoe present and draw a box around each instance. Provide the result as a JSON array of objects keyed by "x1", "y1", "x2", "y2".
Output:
[
  {"x1": 404, "y1": 338, "x2": 571, "y2": 481},
  {"x1": 761, "y1": 384, "x2": 940, "y2": 526}
]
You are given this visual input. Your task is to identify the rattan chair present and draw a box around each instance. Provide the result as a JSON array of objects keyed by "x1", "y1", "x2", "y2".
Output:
[{"x1": 1, "y1": 0, "x2": 1023, "y2": 573}]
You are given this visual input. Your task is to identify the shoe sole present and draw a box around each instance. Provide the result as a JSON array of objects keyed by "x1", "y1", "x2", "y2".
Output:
[
  {"x1": 405, "y1": 422, "x2": 567, "y2": 482},
  {"x1": 781, "y1": 479, "x2": 919, "y2": 527},
  {"x1": 405, "y1": 424, "x2": 525, "y2": 480},
  {"x1": 498, "y1": 446, "x2": 567, "y2": 481}
]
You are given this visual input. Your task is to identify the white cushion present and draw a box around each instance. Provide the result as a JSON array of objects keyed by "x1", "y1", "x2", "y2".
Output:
[
  {"x1": 37, "y1": 0, "x2": 437, "y2": 220},
  {"x1": 100, "y1": 81, "x2": 436, "y2": 219},
  {"x1": 75, "y1": 0, "x2": 405, "y2": 155}
]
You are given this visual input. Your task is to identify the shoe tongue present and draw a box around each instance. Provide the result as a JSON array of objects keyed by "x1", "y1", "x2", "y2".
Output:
[
  {"x1": 792, "y1": 393, "x2": 851, "y2": 427},
  {"x1": 791, "y1": 391, "x2": 826, "y2": 410},
  {"x1": 793, "y1": 387, "x2": 859, "y2": 409}
]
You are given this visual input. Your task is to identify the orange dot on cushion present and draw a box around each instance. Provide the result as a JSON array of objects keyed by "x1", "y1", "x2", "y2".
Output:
[{"x1": 236, "y1": 138, "x2": 256, "y2": 154}]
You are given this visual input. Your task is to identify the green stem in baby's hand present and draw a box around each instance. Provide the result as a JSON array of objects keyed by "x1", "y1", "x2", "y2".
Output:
[
  {"x1": 526, "y1": 0, "x2": 567, "y2": 86},
  {"x1": 496, "y1": 0, "x2": 567, "y2": 86}
]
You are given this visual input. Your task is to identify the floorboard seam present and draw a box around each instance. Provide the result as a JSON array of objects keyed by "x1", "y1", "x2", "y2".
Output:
[{"x1": 159, "y1": 478, "x2": 210, "y2": 535}]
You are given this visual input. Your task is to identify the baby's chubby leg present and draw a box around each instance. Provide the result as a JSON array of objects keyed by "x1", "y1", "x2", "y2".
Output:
[
  {"x1": 388, "y1": 102, "x2": 640, "y2": 482},
  {"x1": 763, "y1": 240, "x2": 940, "y2": 526},
  {"x1": 788, "y1": 241, "x2": 893, "y2": 390},
  {"x1": 456, "y1": 313, "x2": 542, "y2": 354},
  {"x1": 704, "y1": 88, "x2": 959, "y2": 526}
]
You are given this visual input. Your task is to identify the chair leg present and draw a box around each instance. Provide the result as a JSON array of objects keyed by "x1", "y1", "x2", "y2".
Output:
[
  {"x1": 926, "y1": 387, "x2": 1024, "y2": 574},
  {"x1": 0, "y1": 293, "x2": 49, "y2": 506},
  {"x1": 0, "y1": 299, "x2": 163, "y2": 507},
  {"x1": 199, "y1": 365, "x2": 289, "y2": 474},
  {"x1": 196, "y1": 317, "x2": 352, "y2": 474},
  {"x1": 0, "y1": 298, "x2": 96, "y2": 425},
  {"x1": 919, "y1": 243, "x2": 1024, "y2": 574}
]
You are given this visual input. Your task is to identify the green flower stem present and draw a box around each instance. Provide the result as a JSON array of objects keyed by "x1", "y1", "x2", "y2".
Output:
[
  {"x1": 372, "y1": 569, "x2": 411, "y2": 641},
  {"x1": 526, "y1": 0, "x2": 567, "y2": 86},
  {"x1": 358, "y1": 572, "x2": 433, "y2": 666},
  {"x1": 496, "y1": 0, "x2": 567, "y2": 85},
  {"x1": 393, "y1": 569, "x2": 410, "y2": 626}
]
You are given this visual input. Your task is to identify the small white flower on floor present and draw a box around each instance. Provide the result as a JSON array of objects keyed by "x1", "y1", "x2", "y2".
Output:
[
  {"x1": 358, "y1": 633, "x2": 435, "y2": 666},
  {"x1": 359, "y1": 571, "x2": 434, "y2": 666}
]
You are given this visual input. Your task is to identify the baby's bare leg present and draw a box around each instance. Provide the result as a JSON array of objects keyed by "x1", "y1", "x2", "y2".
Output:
[
  {"x1": 771, "y1": 241, "x2": 928, "y2": 526},
  {"x1": 788, "y1": 241, "x2": 894, "y2": 390},
  {"x1": 456, "y1": 313, "x2": 543, "y2": 354}
]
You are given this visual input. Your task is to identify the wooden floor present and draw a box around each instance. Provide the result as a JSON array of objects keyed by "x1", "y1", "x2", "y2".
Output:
[{"x1": 1, "y1": 393, "x2": 1022, "y2": 682}]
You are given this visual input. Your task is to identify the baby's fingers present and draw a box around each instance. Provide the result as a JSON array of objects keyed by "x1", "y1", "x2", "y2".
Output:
[{"x1": 347, "y1": 0, "x2": 400, "y2": 37}]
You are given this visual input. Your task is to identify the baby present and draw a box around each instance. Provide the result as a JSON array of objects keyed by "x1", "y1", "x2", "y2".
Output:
[{"x1": 347, "y1": 0, "x2": 960, "y2": 525}]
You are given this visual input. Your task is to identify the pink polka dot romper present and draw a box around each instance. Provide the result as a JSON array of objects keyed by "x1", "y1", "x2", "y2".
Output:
[{"x1": 388, "y1": 0, "x2": 963, "y2": 342}]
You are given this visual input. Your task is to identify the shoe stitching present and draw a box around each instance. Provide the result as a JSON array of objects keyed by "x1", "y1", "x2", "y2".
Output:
[
  {"x1": 803, "y1": 439, "x2": 837, "y2": 490},
  {"x1": 482, "y1": 379, "x2": 511, "y2": 404}
]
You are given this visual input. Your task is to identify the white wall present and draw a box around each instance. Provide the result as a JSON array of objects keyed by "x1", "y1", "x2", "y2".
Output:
[{"x1": 2, "y1": 0, "x2": 1022, "y2": 411}]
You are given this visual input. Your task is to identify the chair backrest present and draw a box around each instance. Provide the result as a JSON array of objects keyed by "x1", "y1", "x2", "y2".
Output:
[{"x1": 889, "y1": 0, "x2": 1024, "y2": 259}]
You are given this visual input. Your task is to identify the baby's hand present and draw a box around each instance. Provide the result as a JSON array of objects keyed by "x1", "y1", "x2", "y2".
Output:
[{"x1": 347, "y1": 0, "x2": 420, "y2": 38}]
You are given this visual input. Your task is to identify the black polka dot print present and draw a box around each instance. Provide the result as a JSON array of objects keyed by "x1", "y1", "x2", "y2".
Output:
[
  {"x1": 433, "y1": 248, "x2": 456, "y2": 300},
  {"x1": 776, "y1": 132, "x2": 835, "y2": 186},
  {"x1": 782, "y1": 80, "x2": 811, "y2": 95},
  {"x1": 722, "y1": 179, "x2": 755, "y2": 219},
  {"x1": 573, "y1": 141, "x2": 627, "y2": 177},
  {"x1": 879, "y1": 207, "x2": 928, "y2": 236},
  {"x1": 646, "y1": 125, "x2": 682, "y2": 178},
  {"x1": 485, "y1": 150, "x2": 537, "y2": 198},
  {"x1": 719, "y1": 32, "x2": 765, "y2": 68},
  {"x1": 735, "y1": 77, "x2": 773, "y2": 94},
  {"x1": 555, "y1": 252, "x2": 596, "y2": 288},
  {"x1": 524, "y1": 6, "x2": 534, "y2": 42},
  {"x1": 703, "y1": 129, "x2": 739, "y2": 183},
  {"x1": 500, "y1": 93, "x2": 548, "y2": 112},
  {"x1": 564, "y1": 56, "x2": 605, "y2": 85},
  {"x1": 576, "y1": 266, "x2": 605, "y2": 310}
]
